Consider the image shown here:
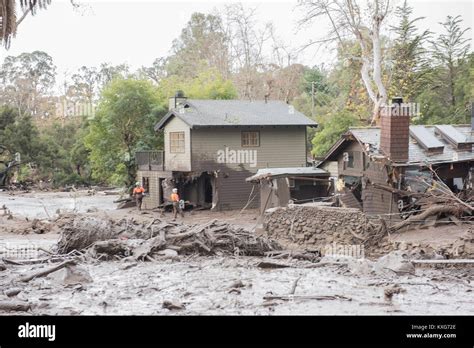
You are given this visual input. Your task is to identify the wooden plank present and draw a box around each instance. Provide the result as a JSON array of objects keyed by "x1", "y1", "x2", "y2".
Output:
[{"x1": 412, "y1": 259, "x2": 474, "y2": 265}]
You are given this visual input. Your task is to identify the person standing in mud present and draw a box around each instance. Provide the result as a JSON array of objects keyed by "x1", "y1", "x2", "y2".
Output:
[
  {"x1": 133, "y1": 182, "x2": 145, "y2": 211},
  {"x1": 170, "y1": 188, "x2": 184, "y2": 220}
]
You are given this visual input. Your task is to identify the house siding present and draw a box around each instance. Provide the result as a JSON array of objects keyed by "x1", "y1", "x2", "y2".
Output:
[
  {"x1": 164, "y1": 117, "x2": 191, "y2": 171},
  {"x1": 137, "y1": 170, "x2": 172, "y2": 209},
  {"x1": 337, "y1": 142, "x2": 365, "y2": 177},
  {"x1": 191, "y1": 126, "x2": 307, "y2": 171},
  {"x1": 320, "y1": 161, "x2": 338, "y2": 177},
  {"x1": 191, "y1": 126, "x2": 307, "y2": 210}
]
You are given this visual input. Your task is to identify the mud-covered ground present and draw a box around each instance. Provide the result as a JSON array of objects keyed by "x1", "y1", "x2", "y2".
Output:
[
  {"x1": 0, "y1": 190, "x2": 472, "y2": 315},
  {"x1": 1, "y1": 256, "x2": 472, "y2": 315},
  {"x1": 0, "y1": 190, "x2": 260, "y2": 229}
]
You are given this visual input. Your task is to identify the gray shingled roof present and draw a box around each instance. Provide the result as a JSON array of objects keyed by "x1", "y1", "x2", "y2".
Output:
[
  {"x1": 349, "y1": 125, "x2": 474, "y2": 165},
  {"x1": 155, "y1": 99, "x2": 317, "y2": 130}
]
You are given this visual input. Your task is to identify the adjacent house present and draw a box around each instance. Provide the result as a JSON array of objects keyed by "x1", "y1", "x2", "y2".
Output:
[
  {"x1": 136, "y1": 93, "x2": 317, "y2": 210},
  {"x1": 318, "y1": 99, "x2": 474, "y2": 221}
]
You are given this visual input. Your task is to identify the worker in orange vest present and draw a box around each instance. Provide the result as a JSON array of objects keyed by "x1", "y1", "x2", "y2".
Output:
[
  {"x1": 170, "y1": 188, "x2": 184, "y2": 220},
  {"x1": 133, "y1": 182, "x2": 145, "y2": 211}
]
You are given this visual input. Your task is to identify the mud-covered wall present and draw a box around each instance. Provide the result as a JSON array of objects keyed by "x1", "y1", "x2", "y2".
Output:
[
  {"x1": 263, "y1": 205, "x2": 384, "y2": 249},
  {"x1": 137, "y1": 170, "x2": 172, "y2": 209}
]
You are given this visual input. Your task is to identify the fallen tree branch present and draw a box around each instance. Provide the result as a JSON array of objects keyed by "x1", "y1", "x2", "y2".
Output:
[
  {"x1": 390, "y1": 205, "x2": 468, "y2": 232},
  {"x1": 289, "y1": 277, "x2": 301, "y2": 295},
  {"x1": 3, "y1": 257, "x2": 67, "y2": 265},
  {"x1": 257, "y1": 261, "x2": 292, "y2": 269},
  {"x1": 263, "y1": 294, "x2": 352, "y2": 301},
  {"x1": 19, "y1": 260, "x2": 76, "y2": 283},
  {"x1": 412, "y1": 259, "x2": 474, "y2": 265},
  {"x1": 303, "y1": 261, "x2": 348, "y2": 268}
]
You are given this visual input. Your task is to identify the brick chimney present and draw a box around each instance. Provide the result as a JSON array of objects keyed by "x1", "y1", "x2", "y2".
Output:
[
  {"x1": 168, "y1": 90, "x2": 187, "y2": 111},
  {"x1": 380, "y1": 98, "x2": 410, "y2": 163}
]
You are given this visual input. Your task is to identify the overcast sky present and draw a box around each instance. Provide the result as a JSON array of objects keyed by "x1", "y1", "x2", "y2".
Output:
[{"x1": 1, "y1": 0, "x2": 472, "y2": 92}]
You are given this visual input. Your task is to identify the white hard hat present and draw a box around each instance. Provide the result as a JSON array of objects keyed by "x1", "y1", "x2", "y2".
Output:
[
  {"x1": 172, "y1": 188, "x2": 178, "y2": 192},
  {"x1": 135, "y1": 182, "x2": 140, "y2": 186}
]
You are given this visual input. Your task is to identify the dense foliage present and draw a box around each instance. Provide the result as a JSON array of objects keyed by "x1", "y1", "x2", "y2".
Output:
[{"x1": 0, "y1": 2, "x2": 471, "y2": 186}]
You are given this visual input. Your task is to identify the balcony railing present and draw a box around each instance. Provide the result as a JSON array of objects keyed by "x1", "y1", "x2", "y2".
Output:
[{"x1": 136, "y1": 150, "x2": 164, "y2": 171}]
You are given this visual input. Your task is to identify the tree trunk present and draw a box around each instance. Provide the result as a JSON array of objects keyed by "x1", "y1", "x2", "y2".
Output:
[
  {"x1": 370, "y1": 16, "x2": 388, "y2": 125},
  {"x1": 449, "y1": 63, "x2": 456, "y2": 107}
]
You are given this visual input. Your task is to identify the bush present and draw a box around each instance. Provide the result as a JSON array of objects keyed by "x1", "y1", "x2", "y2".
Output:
[{"x1": 52, "y1": 171, "x2": 89, "y2": 188}]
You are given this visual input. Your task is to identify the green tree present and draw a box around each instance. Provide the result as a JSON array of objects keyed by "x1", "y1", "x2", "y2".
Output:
[
  {"x1": 36, "y1": 120, "x2": 93, "y2": 186},
  {"x1": 312, "y1": 111, "x2": 360, "y2": 157},
  {"x1": 302, "y1": 66, "x2": 330, "y2": 96},
  {"x1": 70, "y1": 66, "x2": 100, "y2": 105},
  {"x1": 0, "y1": 106, "x2": 41, "y2": 164},
  {"x1": 98, "y1": 63, "x2": 131, "y2": 90},
  {"x1": 417, "y1": 15, "x2": 472, "y2": 124},
  {"x1": 431, "y1": 16, "x2": 471, "y2": 109},
  {"x1": 389, "y1": 0, "x2": 430, "y2": 101},
  {"x1": 70, "y1": 118, "x2": 93, "y2": 178},
  {"x1": 84, "y1": 79, "x2": 163, "y2": 186},
  {"x1": 167, "y1": 12, "x2": 230, "y2": 78},
  {"x1": 158, "y1": 68, "x2": 237, "y2": 101}
]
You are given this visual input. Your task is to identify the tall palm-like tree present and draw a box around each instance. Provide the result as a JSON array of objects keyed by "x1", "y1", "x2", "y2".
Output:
[{"x1": 0, "y1": 0, "x2": 51, "y2": 48}]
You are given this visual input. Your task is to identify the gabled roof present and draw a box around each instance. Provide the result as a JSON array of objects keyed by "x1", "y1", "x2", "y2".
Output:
[
  {"x1": 319, "y1": 125, "x2": 474, "y2": 167},
  {"x1": 154, "y1": 99, "x2": 318, "y2": 130}
]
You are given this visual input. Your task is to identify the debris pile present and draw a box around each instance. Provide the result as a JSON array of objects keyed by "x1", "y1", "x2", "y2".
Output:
[
  {"x1": 56, "y1": 214, "x2": 281, "y2": 259},
  {"x1": 263, "y1": 205, "x2": 386, "y2": 252},
  {"x1": 379, "y1": 228, "x2": 474, "y2": 259},
  {"x1": 385, "y1": 174, "x2": 474, "y2": 231}
]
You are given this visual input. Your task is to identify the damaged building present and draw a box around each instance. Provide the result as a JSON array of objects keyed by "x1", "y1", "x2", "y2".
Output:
[
  {"x1": 246, "y1": 167, "x2": 331, "y2": 213},
  {"x1": 136, "y1": 92, "x2": 317, "y2": 210},
  {"x1": 318, "y1": 100, "x2": 474, "y2": 222}
]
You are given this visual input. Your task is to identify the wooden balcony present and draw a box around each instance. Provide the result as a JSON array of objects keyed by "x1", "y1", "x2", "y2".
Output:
[{"x1": 136, "y1": 150, "x2": 164, "y2": 171}]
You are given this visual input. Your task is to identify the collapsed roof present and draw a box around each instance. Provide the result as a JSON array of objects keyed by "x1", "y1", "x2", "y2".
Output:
[
  {"x1": 246, "y1": 167, "x2": 329, "y2": 182},
  {"x1": 321, "y1": 125, "x2": 474, "y2": 166}
]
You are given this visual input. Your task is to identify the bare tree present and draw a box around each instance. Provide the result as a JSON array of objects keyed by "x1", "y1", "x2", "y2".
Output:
[
  {"x1": 298, "y1": 0, "x2": 392, "y2": 124},
  {"x1": 0, "y1": 50, "x2": 56, "y2": 117},
  {"x1": 266, "y1": 29, "x2": 305, "y2": 103},
  {"x1": 223, "y1": 3, "x2": 273, "y2": 99},
  {"x1": 139, "y1": 57, "x2": 168, "y2": 84}
]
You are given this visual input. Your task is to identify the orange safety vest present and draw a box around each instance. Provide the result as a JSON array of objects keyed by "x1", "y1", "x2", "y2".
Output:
[
  {"x1": 133, "y1": 187, "x2": 145, "y2": 195},
  {"x1": 170, "y1": 193, "x2": 179, "y2": 202}
]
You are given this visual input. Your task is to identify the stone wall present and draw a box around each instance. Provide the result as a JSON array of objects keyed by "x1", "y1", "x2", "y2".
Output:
[
  {"x1": 263, "y1": 204, "x2": 384, "y2": 253},
  {"x1": 263, "y1": 204, "x2": 473, "y2": 259}
]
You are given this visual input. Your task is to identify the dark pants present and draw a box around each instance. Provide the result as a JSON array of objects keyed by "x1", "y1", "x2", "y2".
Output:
[
  {"x1": 172, "y1": 201, "x2": 184, "y2": 219},
  {"x1": 135, "y1": 195, "x2": 143, "y2": 211}
]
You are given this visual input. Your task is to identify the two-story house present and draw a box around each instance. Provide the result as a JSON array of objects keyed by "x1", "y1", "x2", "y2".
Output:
[{"x1": 136, "y1": 93, "x2": 317, "y2": 210}]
